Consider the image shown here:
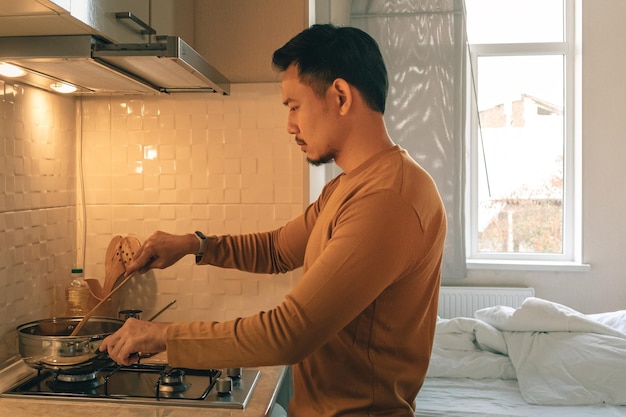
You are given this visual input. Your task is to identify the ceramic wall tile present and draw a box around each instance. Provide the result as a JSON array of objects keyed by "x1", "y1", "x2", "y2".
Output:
[
  {"x1": 0, "y1": 81, "x2": 306, "y2": 365},
  {"x1": 0, "y1": 81, "x2": 78, "y2": 363},
  {"x1": 80, "y1": 83, "x2": 305, "y2": 323}
]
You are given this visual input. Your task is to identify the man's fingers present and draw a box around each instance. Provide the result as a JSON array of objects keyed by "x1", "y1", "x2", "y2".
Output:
[
  {"x1": 125, "y1": 247, "x2": 154, "y2": 276},
  {"x1": 137, "y1": 256, "x2": 157, "y2": 275}
]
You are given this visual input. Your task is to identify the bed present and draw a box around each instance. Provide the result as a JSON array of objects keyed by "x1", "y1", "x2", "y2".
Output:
[{"x1": 415, "y1": 293, "x2": 626, "y2": 416}]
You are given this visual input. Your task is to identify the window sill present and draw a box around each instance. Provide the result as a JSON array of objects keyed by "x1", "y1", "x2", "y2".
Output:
[{"x1": 466, "y1": 259, "x2": 591, "y2": 272}]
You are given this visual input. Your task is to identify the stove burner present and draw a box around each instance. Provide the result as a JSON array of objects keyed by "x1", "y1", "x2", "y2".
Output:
[
  {"x1": 57, "y1": 371, "x2": 98, "y2": 383},
  {"x1": 157, "y1": 368, "x2": 189, "y2": 393},
  {"x1": 46, "y1": 373, "x2": 105, "y2": 392}
]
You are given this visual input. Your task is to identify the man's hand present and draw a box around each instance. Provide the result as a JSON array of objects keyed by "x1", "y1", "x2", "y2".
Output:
[
  {"x1": 99, "y1": 319, "x2": 170, "y2": 366},
  {"x1": 124, "y1": 231, "x2": 199, "y2": 277}
]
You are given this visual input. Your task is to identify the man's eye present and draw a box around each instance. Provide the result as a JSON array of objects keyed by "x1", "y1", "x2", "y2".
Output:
[{"x1": 289, "y1": 106, "x2": 298, "y2": 112}]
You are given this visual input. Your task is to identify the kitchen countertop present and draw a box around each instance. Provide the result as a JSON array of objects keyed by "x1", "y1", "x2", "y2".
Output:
[{"x1": 0, "y1": 358, "x2": 287, "y2": 417}]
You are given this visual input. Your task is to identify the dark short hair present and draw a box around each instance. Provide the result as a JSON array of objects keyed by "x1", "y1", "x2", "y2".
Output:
[{"x1": 272, "y1": 24, "x2": 388, "y2": 114}]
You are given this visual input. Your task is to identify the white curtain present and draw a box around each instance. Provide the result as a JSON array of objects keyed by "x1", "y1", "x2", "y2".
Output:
[{"x1": 349, "y1": 0, "x2": 467, "y2": 280}]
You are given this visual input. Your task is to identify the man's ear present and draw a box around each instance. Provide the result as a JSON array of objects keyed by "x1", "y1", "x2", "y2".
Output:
[{"x1": 331, "y1": 78, "x2": 352, "y2": 115}]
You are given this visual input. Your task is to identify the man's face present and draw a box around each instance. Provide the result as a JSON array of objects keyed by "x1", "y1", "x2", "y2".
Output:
[{"x1": 281, "y1": 64, "x2": 339, "y2": 166}]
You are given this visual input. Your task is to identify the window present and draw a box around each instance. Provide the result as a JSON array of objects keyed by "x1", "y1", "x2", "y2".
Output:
[{"x1": 465, "y1": 0, "x2": 582, "y2": 267}]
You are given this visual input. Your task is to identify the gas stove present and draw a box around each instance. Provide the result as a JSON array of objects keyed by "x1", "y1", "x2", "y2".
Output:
[{"x1": 3, "y1": 362, "x2": 260, "y2": 409}]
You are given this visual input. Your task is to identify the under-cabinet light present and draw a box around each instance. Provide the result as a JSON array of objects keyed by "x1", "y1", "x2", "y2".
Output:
[
  {"x1": 0, "y1": 62, "x2": 27, "y2": 77},
  {"x1": 50, "y1": 82, "x2": 77, "y2": 94}
]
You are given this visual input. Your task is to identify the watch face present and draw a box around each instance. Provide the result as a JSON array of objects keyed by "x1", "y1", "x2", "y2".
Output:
[{"x1": 195, "y1": 231, "x2": 207, "y2": 257}]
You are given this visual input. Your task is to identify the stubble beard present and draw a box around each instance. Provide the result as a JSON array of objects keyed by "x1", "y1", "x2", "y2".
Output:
[{"x1": 307, "y1": 152, "x2": 336, "y2": 166}]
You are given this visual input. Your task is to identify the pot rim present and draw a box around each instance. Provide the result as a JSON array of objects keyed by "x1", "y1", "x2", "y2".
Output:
[{"x1": 17, "y1": 316, "x2": 124, "y2": 337}]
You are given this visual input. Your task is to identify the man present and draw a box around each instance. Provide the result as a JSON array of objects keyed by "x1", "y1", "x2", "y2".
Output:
[{"x1": 101, "y1": 24, "x2": 446, "y2": 416}]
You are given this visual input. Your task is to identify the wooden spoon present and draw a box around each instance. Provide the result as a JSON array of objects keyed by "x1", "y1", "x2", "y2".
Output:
[{"x1": 70, "y1": 236, "x2": 142, "y2": 336}]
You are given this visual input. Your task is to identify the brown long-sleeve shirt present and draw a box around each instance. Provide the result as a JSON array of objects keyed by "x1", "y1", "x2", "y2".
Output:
[{"x1": 166, "y1": 146, "x2": 446, "y2": 416}]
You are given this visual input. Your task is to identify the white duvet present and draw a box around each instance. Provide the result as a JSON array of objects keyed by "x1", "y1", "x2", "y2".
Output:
[{"x1": 427, "y1": 297, "x2": 626, "y2": 405}]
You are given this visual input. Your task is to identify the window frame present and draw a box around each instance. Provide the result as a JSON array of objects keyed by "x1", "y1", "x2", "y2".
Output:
[{"x1": 465, "y1": 0, "x2": 587, "y2": 271}]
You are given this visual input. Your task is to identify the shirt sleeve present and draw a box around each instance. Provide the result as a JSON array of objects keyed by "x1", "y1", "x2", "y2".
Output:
[
  {"x1": 195, "y1": 205, "x2": 315, "y2": 273},
  {"x1": 195, "y1": 177, "x2": 337, "y2": 273}
]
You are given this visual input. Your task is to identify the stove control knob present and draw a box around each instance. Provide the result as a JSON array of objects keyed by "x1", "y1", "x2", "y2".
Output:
[
  {"x1": 216, "y1": 376, "x2": 233, "y2": 396},
  {"x1": 226, "y1": 367, "x2": 242, "y2": 379}
]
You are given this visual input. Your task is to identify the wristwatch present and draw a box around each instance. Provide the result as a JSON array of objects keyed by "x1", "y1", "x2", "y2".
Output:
[{"x1": 194, "y1": 231, "x2": 207, "y2": 263}]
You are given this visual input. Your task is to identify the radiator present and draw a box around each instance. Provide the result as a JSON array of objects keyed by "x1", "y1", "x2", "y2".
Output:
[{"x1": 438, "y1": 286, "x2": 535, "y2": 319}]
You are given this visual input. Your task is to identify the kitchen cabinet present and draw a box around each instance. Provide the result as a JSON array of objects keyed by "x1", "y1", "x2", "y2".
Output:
[
  {"x1": 48, "y1": 0, "x2": 195, "y2": 44},
  {"x1": 193, "y1": 0, "x2": 311, "y2": 83},
  {"x1": 47, "y1": 0, "x2": 151, "y2": 43},
  {"x1": 150, "y1": 0, "x2": 195, "y2": 47},
  {"x1": 0, "y1": 0, "x2": 94, "y2": 37},
  {"x1": 0, "y1": 0, "x2": 194, "y2": 44},
  {"x1": 0, "y1": 0, "x2": 227, "y2": 95},
  {"x1": 0, "y1": 0, "x2": 308, "y2": 83}
]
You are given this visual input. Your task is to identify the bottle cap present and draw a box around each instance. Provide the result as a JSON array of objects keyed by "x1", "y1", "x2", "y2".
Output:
[{"x1": 71, "y1": 268, "x2": 83, "y2": 274}]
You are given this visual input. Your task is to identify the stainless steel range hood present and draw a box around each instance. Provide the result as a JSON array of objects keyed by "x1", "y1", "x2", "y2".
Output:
[{"x1": 0, "y1": 35, "x2": 230, "y2": 95}]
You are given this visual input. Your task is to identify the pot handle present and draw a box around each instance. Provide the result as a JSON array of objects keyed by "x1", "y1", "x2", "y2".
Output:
[{"x1": 88, "y1": 335, "x2": 106, "y2": 353}]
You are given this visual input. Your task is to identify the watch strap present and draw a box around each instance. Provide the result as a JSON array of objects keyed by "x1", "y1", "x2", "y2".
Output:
[{"x1": 194, "y1": 231, "x2": 207, "y2": 263}]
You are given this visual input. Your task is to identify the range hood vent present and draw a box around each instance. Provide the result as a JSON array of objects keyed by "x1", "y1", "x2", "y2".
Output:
[{"x1": 0, "y1": 35, "x2": 230, "y2": 95}]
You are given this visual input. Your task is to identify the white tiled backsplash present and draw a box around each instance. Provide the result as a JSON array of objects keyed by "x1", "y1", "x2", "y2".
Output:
[{"x1": 0, "y1": 81, "x2": 306, "y2": 364}]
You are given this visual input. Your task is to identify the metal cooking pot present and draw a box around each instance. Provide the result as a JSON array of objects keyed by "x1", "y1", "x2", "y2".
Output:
[{"x1": 17, "y1": 316, "x2": 124, "y2": 374}]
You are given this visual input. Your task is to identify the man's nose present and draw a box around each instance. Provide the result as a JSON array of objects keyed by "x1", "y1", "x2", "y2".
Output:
[{"x1": 287, "y1": 121, "x2": 299, "y2": 135}]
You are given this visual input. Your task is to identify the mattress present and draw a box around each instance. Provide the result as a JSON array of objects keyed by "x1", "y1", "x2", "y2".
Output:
[
  {"x1": 415, "y1": 378, "x2": 626, "y2": 417},
  {"x1": 416, "y1": 296, "x2": 626, "y2": 416}
]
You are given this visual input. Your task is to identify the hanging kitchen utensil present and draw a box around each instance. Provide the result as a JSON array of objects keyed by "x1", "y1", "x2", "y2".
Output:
[
  {"x1": 70, "y1": 236, "x2": 141, "y2": 336},
  {"x1": 102, "y1": 235, "x2": 124, "y2": 296}
]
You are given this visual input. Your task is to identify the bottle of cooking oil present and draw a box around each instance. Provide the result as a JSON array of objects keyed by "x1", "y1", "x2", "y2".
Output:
[{"x1": 65, "y1": 268, "x2": 90, "y2": 316}]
